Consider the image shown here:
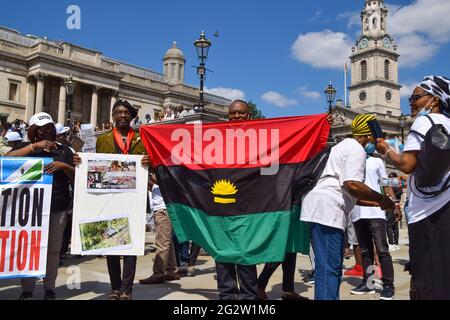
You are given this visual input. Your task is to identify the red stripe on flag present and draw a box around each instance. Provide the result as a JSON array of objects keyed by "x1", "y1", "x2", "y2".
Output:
[{"x1": 140, "y1": 115, "x2": 330, "y2": 170}]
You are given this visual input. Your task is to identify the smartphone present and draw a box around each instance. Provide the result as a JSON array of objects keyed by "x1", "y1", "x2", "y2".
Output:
[{"x1": 367, "y1": 119, "x2": 385, "y2": 140}]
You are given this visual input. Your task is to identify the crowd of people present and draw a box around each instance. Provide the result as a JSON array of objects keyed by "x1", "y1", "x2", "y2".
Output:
[{"x1": 1, "y1": 75, "x2": 450, "y2": 301}]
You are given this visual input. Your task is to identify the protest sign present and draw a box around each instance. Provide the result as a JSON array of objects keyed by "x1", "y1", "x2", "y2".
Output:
[
  {"x1": 87, "y1": 159, "x2": 137, "y2": 193},
  {"x1": 80, "y1": 124, "x2": 96, "y2": 153},
  {"x1": 71, "y1": 153, "x2": 148, "y2": 256},
  {"x1": 0, "y1": 157, "x2": 52, "y2": 279}
]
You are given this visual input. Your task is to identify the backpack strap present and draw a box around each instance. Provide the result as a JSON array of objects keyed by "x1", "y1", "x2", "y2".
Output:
[
  {"x1": 425, "y1": 115, "x2": 436, "y2": 126},
  {"x1": 409, "y1": 115, "x2": 436, "y2": 140},
  {"x1": 409, "y1": 130, "x2": 426, "y2": 139},
  {"x1": 413, "y1": 172, "x2": 450, "y2": 198}
]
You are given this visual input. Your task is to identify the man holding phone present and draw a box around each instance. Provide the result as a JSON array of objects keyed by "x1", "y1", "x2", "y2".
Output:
[{"x1": 300, "y1": 114, "x2": 395, "y2": 300}]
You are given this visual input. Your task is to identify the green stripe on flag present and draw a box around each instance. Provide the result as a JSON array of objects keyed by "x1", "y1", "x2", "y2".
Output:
[
  {"x1": 167, "y1": 203, "x2": 310, "y2": 265},
  {"x1": 22, "y1": 160, "x2": 43, "y2": 181},
  {"x1": 286, "y1": 205, "x2": 311, "y2": 255}
]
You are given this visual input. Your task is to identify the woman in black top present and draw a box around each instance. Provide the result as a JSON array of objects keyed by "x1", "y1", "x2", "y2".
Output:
[{"x1": 11, "y1": 113, "x2": 75, "y2": 300}]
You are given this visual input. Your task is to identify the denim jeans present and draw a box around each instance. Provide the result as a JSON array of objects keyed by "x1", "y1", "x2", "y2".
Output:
[{"x1": 310, "y1": 223, "x2": 344, "y2": 300}]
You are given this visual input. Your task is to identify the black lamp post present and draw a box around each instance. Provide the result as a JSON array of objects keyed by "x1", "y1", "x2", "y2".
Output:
[
  {"x1": 324, "y1": 82, "x2": 337, "y2": 113},
  {"x1": 399, "y1": 113, "x2": 407, "y2": 144},
  {"x1": 65, "y1": 75, "x2": 76, "y2": 127},
  {"x1": 194, "y1": 31, "x2": 212, "y2": 113}
]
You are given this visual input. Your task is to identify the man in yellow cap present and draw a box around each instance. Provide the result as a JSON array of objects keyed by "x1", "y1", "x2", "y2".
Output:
[{"x1": 300, "y1": 114, "x2": 395, "y2": 300}]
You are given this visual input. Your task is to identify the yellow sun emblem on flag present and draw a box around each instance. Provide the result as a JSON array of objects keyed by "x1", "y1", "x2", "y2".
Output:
[{"x1": 211, "y1": 179, "x2": 238, "y2": 204}]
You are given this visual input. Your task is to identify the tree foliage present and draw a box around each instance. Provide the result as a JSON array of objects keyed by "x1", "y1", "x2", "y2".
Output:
[{"x1": 248, "y1": 100, "x2": 265, "y2": 119}]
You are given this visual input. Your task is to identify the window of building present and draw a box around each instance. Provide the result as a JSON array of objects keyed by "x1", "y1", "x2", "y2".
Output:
[
  {"x1": 384, "y1": 60, "x2": 390, "y2": 80},
  {"x1": 359, "y1": 91, "x2": 367, "y2": 102},
  {"x1": 361, "y1": 61, "x2": 368, "y2": 81},
  {"x1": 8, "y1": 82, "x2": 19, "y2": 102},
  {"x1": 164, "y1": 64, "x2": 168, "y2": 79},
  {"x1": 385, "y1": 91, "x2": 392, "y2": 102}
]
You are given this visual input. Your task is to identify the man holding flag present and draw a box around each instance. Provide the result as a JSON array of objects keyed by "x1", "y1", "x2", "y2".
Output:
[
  {"x1": 214, "y1": 100, "x2": 258, "y2": 300},
  {"x1": 140, "y1": 100, "x2": 332, "y2": 300}
]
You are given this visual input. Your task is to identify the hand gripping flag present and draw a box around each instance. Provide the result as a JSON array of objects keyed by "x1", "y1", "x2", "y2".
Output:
[{"x1": 140, "y1": 115, "x2": 330, "y2": 265}]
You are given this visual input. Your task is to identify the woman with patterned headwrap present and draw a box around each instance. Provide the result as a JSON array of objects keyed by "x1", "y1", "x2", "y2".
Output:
[{"x1": 376, "y1": 76, "x2": 450, "y2": 300}]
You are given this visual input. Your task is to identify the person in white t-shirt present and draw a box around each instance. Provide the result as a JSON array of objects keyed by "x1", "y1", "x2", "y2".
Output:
[
  {"x1": 139, "y1": 173, "x2": 179, "y2": 285},
  {"x1": 349, "y1": 154, "x2": 400, "y2": 300},
  {"x1": 301, "y1": 114, "x2": 395, "y2": 300},
  {"x1": 376, "y1": 76, "x2": 450, "y2": 300}
]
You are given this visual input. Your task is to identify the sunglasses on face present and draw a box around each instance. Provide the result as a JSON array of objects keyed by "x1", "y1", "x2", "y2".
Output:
[{"x1": 409, "y1": 92, "x2": 431, "y2": 105}]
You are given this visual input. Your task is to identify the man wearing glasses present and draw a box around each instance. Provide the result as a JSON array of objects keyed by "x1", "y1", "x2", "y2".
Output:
[{"x1": 74, "y1": 99, "x2": 151, "y2": 300}]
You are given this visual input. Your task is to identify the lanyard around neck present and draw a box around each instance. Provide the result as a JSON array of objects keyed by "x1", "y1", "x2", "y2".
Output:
[{"x1": 113, "y1": 128, "x2": 135, "y2": 154}]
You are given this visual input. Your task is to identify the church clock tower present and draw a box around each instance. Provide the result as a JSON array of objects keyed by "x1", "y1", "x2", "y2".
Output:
[{"x1": 349, "y1": 0, "x2": 401, "y2": 117}]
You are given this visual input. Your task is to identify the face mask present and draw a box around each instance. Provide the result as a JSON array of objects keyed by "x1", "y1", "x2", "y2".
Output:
[
  {"x1": 416, "y1": 99, "x2": 433, "y2": 118},
  {"x1": 364, "y1": 142, "x2": 376, "y2": 155},
  {"x1": 386, "y1": 139, "x2": 396, "y2": 146}
]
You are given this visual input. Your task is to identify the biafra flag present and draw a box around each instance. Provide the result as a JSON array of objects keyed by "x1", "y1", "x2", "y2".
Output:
[{"x1": 140, "y1": 115, "x2": 329, "y2": 265}]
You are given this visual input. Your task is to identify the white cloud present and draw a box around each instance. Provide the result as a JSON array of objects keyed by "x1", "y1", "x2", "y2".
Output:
[
  {"x1": 337, "y1": 11, "x2": 360, "y2": 29},
  {"x1": 330, "y1": 0, "x2": 450, "y2": 69},
  {"x1": 400, "y1": 82, "x2": 419, "y2": 98},
  {"x1": 308, "y1": 9, "x2": 323, "y2": 23},
  {"x1": 205, "y1": 87, "x2": 245, "y2": 101},
  {"x1": 291, "y1": 30, "x2": 353, "y2": 70},
  {"x1": 296, "y1": 86, "x2": 321, "y2": 100},
  {"x1": 389, "y1": 0, "x2": 450, "y2": 43},
  {"x1": 388, "y1": 0, "x2": 450, "y2": 67},
  {"x1": 396, "y1": 34, "x2": 439, "y2": 67},
  {"x1": 262, "y1": 91, "x2": 298, "y2": 108}
]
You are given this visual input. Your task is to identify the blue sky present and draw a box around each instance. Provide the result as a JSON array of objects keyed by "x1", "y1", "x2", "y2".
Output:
[{"x1": 1, "y1": 0, "x2": 450, "y2": 118}]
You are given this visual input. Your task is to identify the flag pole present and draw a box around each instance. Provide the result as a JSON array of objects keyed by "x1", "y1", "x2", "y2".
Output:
[{"x1": 344, "y1": 62, "x2": 348, "y2": 107}]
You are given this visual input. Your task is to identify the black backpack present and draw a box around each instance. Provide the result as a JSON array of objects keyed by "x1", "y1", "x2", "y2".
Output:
[
  {"x1": 294, "y1": 146, "x2": 332, "y2": 199},
  {"x1": 410, "y1": 115, "x2": 450, "y2": 196}
]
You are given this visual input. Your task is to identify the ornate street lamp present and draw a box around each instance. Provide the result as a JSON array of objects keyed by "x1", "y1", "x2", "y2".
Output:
[
  {"x1": 194, "y1": 31, "x2": 212, "y2": 113},
  {"x1": 65, "y1": 75, "x2": 76, "y2": 127},
  {"x1": 324, "y1": 82, "x2": 337, "y2": 113}
]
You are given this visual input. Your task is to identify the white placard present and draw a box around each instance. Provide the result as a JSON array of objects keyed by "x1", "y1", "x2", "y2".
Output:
[
  {"x1": 71, "y1": 153, "x2": 148, "y2": 256},
  {"x1": 80, "y1": 124, "x2": 96, "y2": 153}
]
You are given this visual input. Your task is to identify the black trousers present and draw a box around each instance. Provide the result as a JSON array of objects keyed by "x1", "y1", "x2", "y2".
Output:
[
  {"x1": 257, "y1": 252, "x2": 296, "y2": 292},
  {"x1": 106, "y1": 256, "x2": 137, "y2": 294},
  {"x1": 60, "y1": 214, "x2": 72, "y2": 257},
  {"x1": 386, "y1": 211, "x2": 399, "y2": 245},
  {"x1": 189, "y1": 243, "x2": 202, "y2": 266},
  {"x1": 354, "y1": 219, "x2": 395, "y2": 288},
  {"x1": 409, "y1": 200, "x2": 450, "y2": 300},
  {"x1": 215, "y1": 262, "x2": 257, "y2": 300}
]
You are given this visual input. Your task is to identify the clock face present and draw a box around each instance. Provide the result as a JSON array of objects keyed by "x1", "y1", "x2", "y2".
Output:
[
  {"x1": 359, "y1": 38, "x2": 369, "y2": 50},
  {"x1": 383, "y1": 38, "x2": 391, "y2": 48}
]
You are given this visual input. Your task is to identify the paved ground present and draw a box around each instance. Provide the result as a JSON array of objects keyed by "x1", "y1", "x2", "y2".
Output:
[{"x1": 0, "y1": 228, "x2": 411, "y2": 300}]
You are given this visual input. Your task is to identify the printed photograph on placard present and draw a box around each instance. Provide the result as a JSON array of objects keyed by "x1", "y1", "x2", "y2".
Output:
[
  {"x1": 87, "y1": 159, "x2": 136, "y2": 193},
  {"x1": 79, "y1": 215, "x2": 132, "y2": 254}
]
